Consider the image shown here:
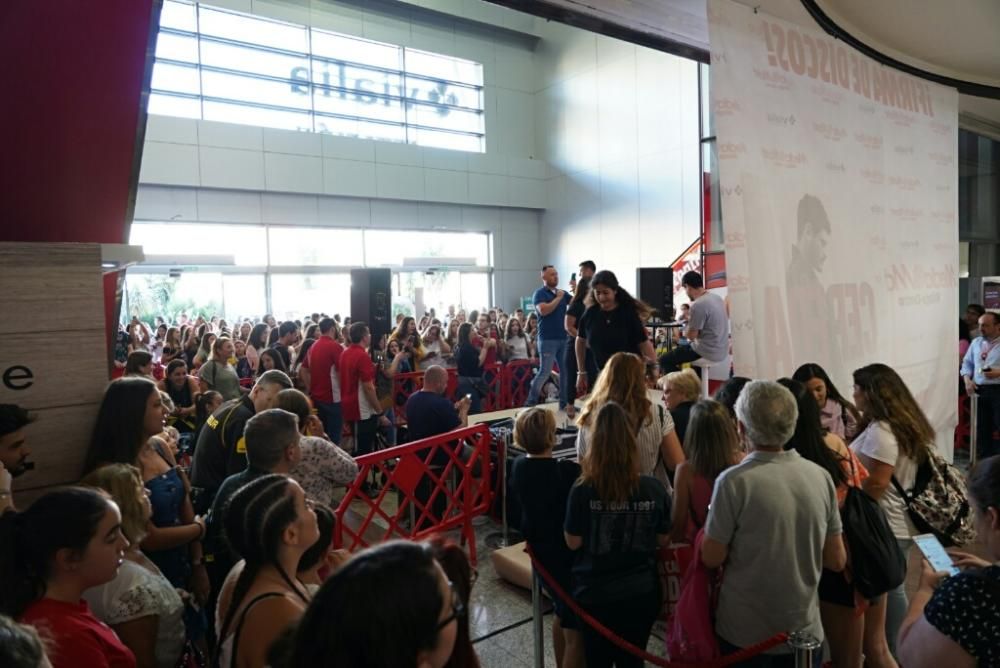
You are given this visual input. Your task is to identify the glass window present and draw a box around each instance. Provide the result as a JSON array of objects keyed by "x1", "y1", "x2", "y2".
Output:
[
  {"x1": 703, "y1": 141, "x2": 723, "y2": 252},
  {"x1": 125, "y1": 272, "x2": 224, "y2": 322},
  {"x1": 364, "y1": 230, "x2": 490, "y2": 267},
  {"x1": 404, "y1": 49, "x2": 483, "y2": 86},
  {"x1": 129, "y1": 222, "x2": 268, "y2": 266},
  {"x1": 156, "y1": 32, "x2": 199, "y2": 63},
  {"x1": 148, "y1": 1, "x2": 485, "y2": 152},
  {"x1": 198, "y1": 7, "x2": 308, "y2": 53},
  {"x1": 223, "y1": 274, "x2": 267, "y2": 321},
  {"x1": 148, "y1": 93, "x2": 201, "y2": 119},
  {"x1": 460, "y1": 273, "x2": 490, "y2": 311},
  {"x1": 203, "y1": 100, "x2": 312, "y2": 132},
  {"x1": 270, "y1": 274, "x2": 352, "y2": 322},
  {"x1": 268, "y1": 227, "x2": 364, "y2": 266},
  {"x1": 160, "y1": 0, "x2": 197, "y2": 32},
  {"x1": 200, "y1": 40, "x2": 308, "y2": 80},
  {"x1": 394, "y1": 271, "x2": 465, "y2": 317}
]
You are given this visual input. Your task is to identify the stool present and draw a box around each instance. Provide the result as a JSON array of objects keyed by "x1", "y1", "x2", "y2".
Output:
[{"x1": 691, "y1": 359, "x2": 715, "y2": 398}]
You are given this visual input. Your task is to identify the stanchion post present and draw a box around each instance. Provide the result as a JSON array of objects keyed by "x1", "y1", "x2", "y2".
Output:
[
  {"x1": 787, "y1": 630, "x2": 821, "y2": 668},
  {"x1": 970, "y1": 390, "x2": 979, "y2": 466},
  {"x1": 531, "y1": 569, "x2": 545, "y2": 668}
]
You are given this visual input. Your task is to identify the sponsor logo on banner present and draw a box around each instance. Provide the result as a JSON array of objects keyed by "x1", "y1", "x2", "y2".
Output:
[
  {"x1": 860, "y1": 168, "x2": 885, "y2": 185},
  {"x1": 928, "y1": 152, "x2": 954, "y2": 166},
  {"x1": 728, "y1": 275, "x2": 750, "y2": 292},
  {"x1": 930, "y1": 121, "x2": 951, "y2": 135},
  {"x1": 855, "y1": 132, "x2": 883, "y2": 150},
  {"x1": 761, "y1": 148, "x2": 807, "y2": 168},
  {"x1": 813, "y1": 122, "x2": 845, "y2": 141},
  {"x1": 721, "y1": 185, "x2": 743, "y2": 197},
  {"x1": 885, "y1": 109, "x2": 915, "y2": 127},
  {"x1": 931, "y1": 210, "x2": 956, "y2": 224},
  {"x1": 826, "y1": 161, "x2": 846, "y2": 172},
  {"x1": 768, "y1": 113, "x2": 797, "y2": 127},
  {"x1": 716, "y1": 98, "x2": 742, "y2": 116},
  {"x1": 719, "y1": 142, "x2": 748, "y2": 159},
  {"x1": 753, "y1": 68, "x2": 792, "y2": 90},
  {"x1": 870, "y1": 204, "x2": 885, "y2": 216},
  {"x1": 890, "y1": 207, "x2": 923, "y2": 221},
  {"x1": 888, "y1": 176, "x2": 921, "y2": 191},
  {"x1": 725, "y1": 231, "x2": 746, "y2": 247}
]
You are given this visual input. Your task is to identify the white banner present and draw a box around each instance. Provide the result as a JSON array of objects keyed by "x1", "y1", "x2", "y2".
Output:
[{"x1": 708, "y1": 0, "x2": 959, "y2": 458}]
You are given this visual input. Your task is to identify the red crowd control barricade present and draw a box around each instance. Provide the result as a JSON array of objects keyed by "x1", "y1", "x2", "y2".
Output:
[
  {"x1": 502, "y1": 358, "x2": 539, "y2": 408},
  {"x1": 334, "y1": 424, "x2": 492, "y2": 566},
  {"x1": 480, "y1": 362, "x2": 503, "y2": 412},
  {"x1": 392, "y1": 369, "x2": 426, "y2": 418}
]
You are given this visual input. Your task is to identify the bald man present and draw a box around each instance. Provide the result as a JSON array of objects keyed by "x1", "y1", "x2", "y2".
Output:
[{"x1": 405, "y1": 366, "x2": 471, "y2": 442}]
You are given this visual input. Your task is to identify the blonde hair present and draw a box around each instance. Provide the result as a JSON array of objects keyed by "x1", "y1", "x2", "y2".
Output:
[
  {"x1": 665, "y1": 369, "x2": 700, "y2": 403},
  {"x1": 82, "y1": 463, "x2": 148, "y2": 543},
  {"x1": 579, "y1": 402, "x2": 639, "y2": 504},
  {"x1": 577, "y1": 353, "x2": 651, "y2": 432},
  {"x1": 684, "y1": 399, "x2": 741, "y2": 479},
  {"x1": 515, "y1": 408, "x2": 556, "y2": 455}
]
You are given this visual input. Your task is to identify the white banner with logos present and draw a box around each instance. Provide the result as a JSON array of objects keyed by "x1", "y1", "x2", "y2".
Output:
[{"x1": 707, "y1": 0, "x2": 959, "y2": 458}]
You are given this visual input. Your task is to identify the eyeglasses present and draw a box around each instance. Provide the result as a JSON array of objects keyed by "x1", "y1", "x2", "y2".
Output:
[{"x1": 435, "y1": 580, "x2": 467, "y2": 631}]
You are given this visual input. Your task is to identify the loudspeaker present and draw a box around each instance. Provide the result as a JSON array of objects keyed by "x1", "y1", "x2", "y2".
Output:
[
  {"x1": 350, "y1": 268, "x2": 392, "y2": 344},
  {"x1": 636, "y1": 267, "x2": 674, "y2": 320}
]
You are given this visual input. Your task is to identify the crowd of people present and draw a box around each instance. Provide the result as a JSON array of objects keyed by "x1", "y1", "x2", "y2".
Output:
[{"x1": 0, "y1": 264, "x2": 997, "y2": 668}]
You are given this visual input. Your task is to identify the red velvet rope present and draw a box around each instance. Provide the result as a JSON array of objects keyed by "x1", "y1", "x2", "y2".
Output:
[{"x1": 525, "y1": 544, "x2": 789, "y2": 668}]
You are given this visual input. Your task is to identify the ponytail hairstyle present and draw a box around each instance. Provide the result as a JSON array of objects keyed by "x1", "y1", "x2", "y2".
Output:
[
  {"x1": 588, "y1": 270, "x2": 654, "y2": 321},
  {"x1": 196, "y1": 390, "x2": 223, "y2": 424},
  {"x1": 0, "y1": 488, "x2": 112, "y2": 618},
  {"x1": 852, "y1": 363, "x2": 934, "y2": 463},
  {"x1": 777, "y1": 379, "x2": 848, "y2": 486},
  {"x1": 83, "y1": 377, "x2": 159, "y2": 474},
  {"x1": 216, "y1": 475, "x2": 309, "y2": 659},
  {"x1": 296, "y1": 503, "x2": 336, "y2": 575}
]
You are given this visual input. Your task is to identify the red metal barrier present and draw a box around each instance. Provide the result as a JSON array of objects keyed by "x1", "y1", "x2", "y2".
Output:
[
  {"x1": 334, "y1": 424, "x2": 492, "y2": 566},
  {"x1": 955, "y1": 394, "x2": 970, "y2": 453},
  {"x1": 502, "y1": 358, "x2": 539, "y2": 408}
]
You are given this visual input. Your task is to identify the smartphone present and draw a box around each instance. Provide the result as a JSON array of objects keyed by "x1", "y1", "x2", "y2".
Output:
[
  {"x1": 465, "y1": 393, "x2": 472, "y2": 399},
  {"x1": 570, "y1": 272, "x2": 576, "y2": 281},
  {"x1": 913, "y1": 533, "x2": 959, "y2": 576}
]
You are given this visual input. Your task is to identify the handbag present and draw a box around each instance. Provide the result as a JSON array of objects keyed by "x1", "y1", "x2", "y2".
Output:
[
  {"x1": 891, "y1": 451, "x2": 976, "y2": 547},
  {"x1": 666, "y1": 530, "x2": 721, "y2": 662},
  {"x1": 841, "y1": 456, "x2": 906, "y2": 598}
]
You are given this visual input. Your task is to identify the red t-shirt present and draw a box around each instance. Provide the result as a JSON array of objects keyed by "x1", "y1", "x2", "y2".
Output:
[
  {"x1": 20, "y1": 598, "x2": 136, "y2": 668},
  {"x1": 339, "y1": 344, "x2": 376, "y2": 422},
  {"x1": 304, "y1": 335, "x2": 343, "y2": 404},
  {"x1": 473, "y1": 331, "x2": 499, "y2": 366}
]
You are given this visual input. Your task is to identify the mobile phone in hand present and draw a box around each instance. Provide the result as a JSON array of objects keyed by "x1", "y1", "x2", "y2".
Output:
[{"x1": 914, "y1": 533, "x2": 959, "y2": 576}]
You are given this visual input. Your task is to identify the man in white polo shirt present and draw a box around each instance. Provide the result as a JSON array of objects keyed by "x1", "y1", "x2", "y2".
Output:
[{"x1": 702, "y1": 380, "x2": 846, "y2": 664}]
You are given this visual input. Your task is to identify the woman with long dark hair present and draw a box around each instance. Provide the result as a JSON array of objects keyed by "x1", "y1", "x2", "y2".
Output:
[
  {"x1": 565, "y1": 402, "x2": 670, "y2": 668},
  {"x1": 453, "y1": 323, "x2": 492, "y2": 415},
  {"x1": 215, "y1": 474, "x2": 318, "y2": 668},
  {"x1": 779, "y1": 378, "x2": 895, "y2": 668},
  {"x1": 84, "y1": 378, "x2": 208, "y2": 601},
  {"x1": 851, "y1": 363, "x2": 936, "y2": 657},
  {"x1": 161, "y1": 327, "x2": 182, "y2": 365},
  {"x1": 792, "y1": 363, "x2": 861, "y2": 440},
  {"x1": 289, "y1": 540, "x2": 460, "y2": 668},
  {"x1": 0, "y1": 488, "x2": 134, "y2": 667},
  {"x1": 246, "y1": 324, "x2": 269, "y2": 374},
  {"x1": 257, "y1": 348, "x2": 288, "y2": 377},
  {"x1": 157, "y1": 359, "x2": 201, "y2": 434},
  {"x1": 575, "y1": 270, "x2": 655, "y2": 396}
]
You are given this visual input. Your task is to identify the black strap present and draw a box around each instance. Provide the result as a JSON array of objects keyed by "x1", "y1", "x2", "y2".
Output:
[
  {"x1": 654, "y1": 404, "x2": 667, "y2": 475},
  {"x1": 229, "y1": 592, "x2": 285, "y2": 668}
]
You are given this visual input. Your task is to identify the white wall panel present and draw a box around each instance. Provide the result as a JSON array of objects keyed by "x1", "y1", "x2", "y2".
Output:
[
  {"x1": 196, "y1": 189, "x2": 262, "y2": 223},
  {"x1": 265, "y1": 153, "x2": 324, "y2": 193},
  {"x1": 140, "y1": 142, "x2": 201, "y2": 187},
  {"x1": 262, "y1": 192, "x2": 320, "y2": 225},
  {"x1": 198, "y1": 120, "x2": 264, "y2": 151},
  {"x1": 199, "y1": 146, "x2": 266, "y2": 190},
  {"x1": 323, "y1": 158, "x2": 377, "y2": 197}
]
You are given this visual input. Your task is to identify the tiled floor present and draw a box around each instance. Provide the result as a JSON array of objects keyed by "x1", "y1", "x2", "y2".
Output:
[{"x1": 465, "y1": 520, "x2": 668, "y2": 668}]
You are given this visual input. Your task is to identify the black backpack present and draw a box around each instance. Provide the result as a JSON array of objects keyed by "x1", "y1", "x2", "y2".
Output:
[{"x1": 840, "y1": 459, "x2": 907, "y2": 598}]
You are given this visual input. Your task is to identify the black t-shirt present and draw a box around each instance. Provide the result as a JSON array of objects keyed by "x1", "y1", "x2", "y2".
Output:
[
  {"x1": 577, "y1": 304, "x2": 648, "y2": 370},
  {"x1": 566, "y1": 300, "x2": 586, "y2": 339},
  {"x1": 671, "y1": 401, "x2": 694, "y2": 444},
  {"x1": 271, "y1": 342, "x2": 292, "y2": 370},
  {"x1": 564, "y1": 475, "x2": 670, "y2": 585},
  {"x1": 189, "y1": 396, "x2": 255, "y2": 511},
  {"x1": 511, "y1": 456, "x2": 581, "y2": 581},
  {"x1": 454, "y1": 343, "x2": 482, "y2": 377}
]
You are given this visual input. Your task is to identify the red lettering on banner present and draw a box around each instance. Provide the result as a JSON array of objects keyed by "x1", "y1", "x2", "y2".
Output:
[
  {"x1": 828, "y1": 282, "x2": 877, "y2": 360},
  {"x1": 764, "y1": 286, "x2": 793, "y2": 377},
  {"x1": 760, "y1": 21, "x2": 935, "y2": 117}
]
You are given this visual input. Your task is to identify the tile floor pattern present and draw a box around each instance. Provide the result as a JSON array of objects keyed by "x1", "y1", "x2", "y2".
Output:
[{"x1": 464, "y1": 520, "x2": 667, "y2": 668}]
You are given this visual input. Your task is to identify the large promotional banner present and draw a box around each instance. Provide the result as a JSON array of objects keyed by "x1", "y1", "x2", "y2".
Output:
[{"x1": 708, "y1": 0, "x2": 959, "y2": 458}]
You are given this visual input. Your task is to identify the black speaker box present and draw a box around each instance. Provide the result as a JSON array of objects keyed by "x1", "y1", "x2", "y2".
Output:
[
  {"x1": 350, "y1": 268, "x2": 392, "y2": 344},
  {"x1": 636, "y1": 267, "x2": 674, "y2": 320}
]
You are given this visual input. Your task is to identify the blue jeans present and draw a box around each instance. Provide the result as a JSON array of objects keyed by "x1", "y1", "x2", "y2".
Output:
[
  {"x1": 526, "y1": 337, "x2": 567, "y2": 409},
  {"x1": 314, "y1": 400, "x2": 343, "y2": 445}
]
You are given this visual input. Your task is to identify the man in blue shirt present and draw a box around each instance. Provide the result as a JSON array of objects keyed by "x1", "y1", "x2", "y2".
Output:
[
  {"x1": 526, "y1": 265, "x2": 571, "y2": 411},
  {"x1": 962, "y1": 311, "x2": 1000, "y2": 458}
]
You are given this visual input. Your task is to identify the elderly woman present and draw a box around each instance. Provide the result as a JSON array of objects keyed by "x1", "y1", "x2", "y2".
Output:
[{"x1": 661, "y1": 369, "x2": 701, "y2": 444}]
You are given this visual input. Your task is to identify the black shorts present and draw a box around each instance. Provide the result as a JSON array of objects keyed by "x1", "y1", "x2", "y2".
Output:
[{"x1": 818, "y1": 567, "x2": 854, "y2": 607}]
